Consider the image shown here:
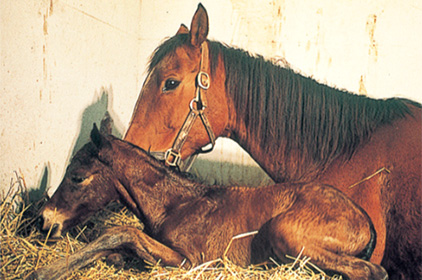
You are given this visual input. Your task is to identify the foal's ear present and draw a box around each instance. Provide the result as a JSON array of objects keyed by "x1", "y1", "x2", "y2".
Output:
[
  {"x1": 91, "y1": 123, "x2": 104, "y2": 148},
  {"x1": 91, "y1": 123, "x2": 113, "y2": 164},
  {"x1": 176, "y1": 24, "x2": 189, "y2": 35},
  {"x1": 91, "y1": 124, "x2": 112, "y2": 163},
  {"x1": 100, "y1": 111, "x2": 113, "y2": 135},
  {"x1": 189, "y1": 3, "x2": 209, "y2": 47}
]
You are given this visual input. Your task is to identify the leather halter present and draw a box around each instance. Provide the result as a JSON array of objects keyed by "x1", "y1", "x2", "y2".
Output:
[{"x1": 151, "y1": 42, "x2": 216, "y2": 170}]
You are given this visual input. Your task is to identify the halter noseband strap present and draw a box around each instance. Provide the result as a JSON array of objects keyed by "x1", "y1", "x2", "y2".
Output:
[{"x1": 156, "y1": 41, "x2": 216, "y2": 169}]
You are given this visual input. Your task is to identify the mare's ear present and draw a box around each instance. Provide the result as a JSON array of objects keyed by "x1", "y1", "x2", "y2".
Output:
[
  {"x1": 100, "y1": 111, "x2": 113, "y2": 135},
  {"x1": 189, "y1": 3, "x2": 209, "y2": 47},
  {"x1": 176, "y1": 24, "x2": 189, "y2": 35},
  {"x1": 90, "y1": 124, "x2": 113, "y2": 164}
]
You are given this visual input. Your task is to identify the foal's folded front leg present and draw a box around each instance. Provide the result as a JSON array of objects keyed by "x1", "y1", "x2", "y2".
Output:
[{"x1": 25, "y1": 226, "x2": 188, "y2": 280}]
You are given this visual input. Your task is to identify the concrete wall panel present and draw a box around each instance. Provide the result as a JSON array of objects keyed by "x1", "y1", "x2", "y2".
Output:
[{"x1": 1, "y1": 0, "x2": 421, "y2": 195}]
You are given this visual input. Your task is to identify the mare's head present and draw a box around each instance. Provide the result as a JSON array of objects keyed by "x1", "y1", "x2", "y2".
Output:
[
  {"x1": 38, "y1": 125, "x2": 121, "y2": 238},
  {"x1": 125, "y1": 4, "x2": 230, "y2": 163}
]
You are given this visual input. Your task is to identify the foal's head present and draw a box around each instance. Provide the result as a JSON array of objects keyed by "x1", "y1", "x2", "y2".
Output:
[{"x1": 39, "y1": 125, "x2": 120, "y2": 238}]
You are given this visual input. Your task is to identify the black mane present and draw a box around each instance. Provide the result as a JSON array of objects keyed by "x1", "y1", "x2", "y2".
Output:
[{"x1": 149, "y1": 34, "x2": 417, "y2": 180}]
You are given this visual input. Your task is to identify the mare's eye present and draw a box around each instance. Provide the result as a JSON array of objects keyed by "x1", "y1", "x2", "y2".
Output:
[
  {"x1": 163, "y1": 79, "x2": 180, "y2": 92},
  {"x1": 71, "y1": 175, "x2": 86, "y2": 184}
]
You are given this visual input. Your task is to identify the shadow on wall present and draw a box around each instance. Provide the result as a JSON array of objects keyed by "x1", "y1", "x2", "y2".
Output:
[
  {"x1": 1, "y1": 87, "x2": 127, "y2": 224},
  {"x1": 29, "y1": 164, "x2": 50, "y2": 203},
  {"x1": 71, "y1": 86, "x2": 124, "y2": 157},
  {"x1": 28, "y1": 86, "x2": 124, "y2": 200}
]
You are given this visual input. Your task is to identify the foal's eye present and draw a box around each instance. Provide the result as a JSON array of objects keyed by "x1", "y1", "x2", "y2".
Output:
[
  {"x1": 163, "y1": 79, "x2": 180, "y2": 92},
  {"x1": 71, "y1": 175, "x2": 86, "y2": 184}
]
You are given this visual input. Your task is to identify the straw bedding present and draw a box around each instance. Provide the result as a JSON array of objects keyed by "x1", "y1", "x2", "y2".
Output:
[{"x1": 1, "y1": 173, "x2": 341, "y2": 280}]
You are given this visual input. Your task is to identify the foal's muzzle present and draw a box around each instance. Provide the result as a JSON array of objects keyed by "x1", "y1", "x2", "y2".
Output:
[
  {"x1": 37, "y1": 207, "x2": 69, "y2": 238},
  {"x1": 37, "y1": 215, "x2": 60, "y2": 237}
]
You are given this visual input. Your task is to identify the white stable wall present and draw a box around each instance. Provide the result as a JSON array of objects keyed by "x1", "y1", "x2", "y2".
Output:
[{"x1": 1, "y1": 0, "x2": 421, "y2": 196}]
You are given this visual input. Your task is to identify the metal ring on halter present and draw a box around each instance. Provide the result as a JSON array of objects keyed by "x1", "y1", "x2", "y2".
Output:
[
  {"x1": 197, "y1": 72, "x2": 210, "y2": 89},
  {"x1": 189, "y1": 98, "x2": 205, "y2": 112},
  {"x1": 164, "y1": 149, "x2": 182, "y2": 167}
]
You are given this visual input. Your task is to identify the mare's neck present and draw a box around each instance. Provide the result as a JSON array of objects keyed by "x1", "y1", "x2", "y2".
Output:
[
  {"x1": 223, "y1": 63, "x2": 413, "y2": 182},
  {"x1": 213, "y1": 41, "x2": 413, "y2": 182},
  {"x1": 229, "y1": 131, "x2": 291, "y2": 182}
]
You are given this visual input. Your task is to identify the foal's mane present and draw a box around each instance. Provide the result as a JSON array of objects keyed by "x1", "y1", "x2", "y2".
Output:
[{"x1": 149, "y1": 34, "x2": 416, "y2": 180}]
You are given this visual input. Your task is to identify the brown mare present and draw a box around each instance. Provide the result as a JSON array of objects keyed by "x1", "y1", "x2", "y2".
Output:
[
  {"x1": 31, "y1": 123, "x2": 387, "y2": 280},
  {"x1": 124, "y1": 4, "x2": 422, "y2": 279}
]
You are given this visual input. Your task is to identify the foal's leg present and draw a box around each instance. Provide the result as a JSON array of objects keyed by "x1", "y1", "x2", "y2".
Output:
[
  {"x1": 268, "y1": 235, "x2": 388, "y2": 280},
  {"x1": 25, "y1": 226, "x2": 187, "y2": 280},
  {"x1": 266, "y1": 217, "x2": 388, "y2": 280},
  {"x1": 300, "y1": 245, "x2": 388, "y2": 280}
]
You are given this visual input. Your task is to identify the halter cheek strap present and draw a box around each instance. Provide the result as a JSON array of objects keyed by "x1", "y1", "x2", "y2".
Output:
[{"x1": 152, "y1": 41, "x2": 216, "y2": 170}]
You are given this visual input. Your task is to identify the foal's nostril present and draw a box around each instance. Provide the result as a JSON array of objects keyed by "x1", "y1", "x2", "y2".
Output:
[
  {"x1": 42, "y1": 223, "x2": 60, "y2": 236},
  {"x1": 37, "y1": 215, "x2": 60, "y2": 237},
  {"x1": 51, "y1": 223, "x2": 59, "y2": 236},
  {"x1": 36, "y1": 216, "x2": 44, "y2": 232}
]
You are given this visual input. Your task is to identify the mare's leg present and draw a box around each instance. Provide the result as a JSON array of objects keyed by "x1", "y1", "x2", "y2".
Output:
[
  {"x1": 25, "y1": 226, "x2": 187, "y2": 280},
  {"x1": 381, "y1": 174, "x2": 422, "y2": 280}
]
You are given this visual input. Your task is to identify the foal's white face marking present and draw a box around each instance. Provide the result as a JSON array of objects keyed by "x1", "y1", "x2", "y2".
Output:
[{"x1": 40, "y1": 206, "x2": 70, "y2": 238}]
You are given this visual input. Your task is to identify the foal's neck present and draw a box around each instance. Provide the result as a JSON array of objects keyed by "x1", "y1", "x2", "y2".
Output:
[{"x1": 110, "y1": 140, "x2": 204, "y2": 232}]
